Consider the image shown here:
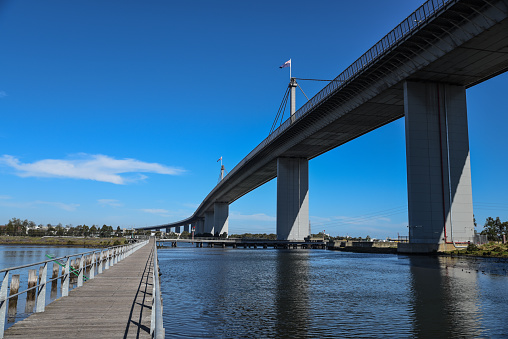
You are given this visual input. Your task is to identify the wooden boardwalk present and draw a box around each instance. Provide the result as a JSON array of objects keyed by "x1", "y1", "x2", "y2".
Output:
[{"x1": 4, "y1": 240, "x2": 155, "y2": 338}]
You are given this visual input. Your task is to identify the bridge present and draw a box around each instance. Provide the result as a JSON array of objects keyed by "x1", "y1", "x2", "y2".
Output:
[
  {"x1": 0, "y1": 239, "x2": 164, "y2": 339},
  {"x1": 140, "y1": 0, "x2": 508, "y2": 252}
]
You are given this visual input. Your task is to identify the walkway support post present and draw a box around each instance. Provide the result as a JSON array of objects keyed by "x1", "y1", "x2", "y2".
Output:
[
  {"x1": 0, "y1": 272, "x2": 9, "y2": 338},
  {"x1": 276, "y1": 157, "x2": 310, "y2": 240},
  {"x1": 90, "y1": 252, "x2": 96, "y2": 280},
  {"x1": 105, "y1": 249, "x2": 110, "y2": 270},
  {"x1": 35, "y1": 263, "x2": 47, "y2": 313},
  {"x1": 402, "y1": 81, "x2": 474, "y2": 253},
  {"x1": 98, "y1": 251, "x2": 103, "y2": 274},
  {"x1": 77, "y1": 255, "x2": 84, "y2": 287}
]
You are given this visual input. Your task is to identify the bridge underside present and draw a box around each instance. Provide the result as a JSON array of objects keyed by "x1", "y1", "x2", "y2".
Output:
[{"x1": 142, "y1": 0, "x2": 508, "y2": 250}]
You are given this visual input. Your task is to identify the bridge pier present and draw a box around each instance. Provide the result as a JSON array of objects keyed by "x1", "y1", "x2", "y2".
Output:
[
  {"x1": 196, "y1": 218, "x2": 204, "y2": 234},
  {"x1": 401, "y1": 81, "x2": 474, "y2": 253},
  {"x1": 276, "y1": 157, "x2": 310, "y2": 241},
  {"x1": 214, "y1": 202, "x2": 229, "y2": 236},
  {"x1": 204, "y1": 211, "x2": 214, "y2": 235},
  {"x1": 174, "y1": 226, "x2": 181, "y2": 233},
  {"x1": 183, "y1": 224, "x2": 190, "y2": 233}
]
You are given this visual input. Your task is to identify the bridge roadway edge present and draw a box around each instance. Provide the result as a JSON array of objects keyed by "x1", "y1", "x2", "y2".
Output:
[{"x1": 3, "y1": 240, "x2": 154, "y2": 339}]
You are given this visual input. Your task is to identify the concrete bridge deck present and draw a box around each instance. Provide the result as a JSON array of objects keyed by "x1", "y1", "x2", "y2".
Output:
[{"x1": 3, "y1": 240, "x2": 155, "y2": 339}]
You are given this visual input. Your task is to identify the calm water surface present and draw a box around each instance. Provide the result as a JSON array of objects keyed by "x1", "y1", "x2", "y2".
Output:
[{"x1": 158, "y1": 246, "x2": 508, "y2": 338}]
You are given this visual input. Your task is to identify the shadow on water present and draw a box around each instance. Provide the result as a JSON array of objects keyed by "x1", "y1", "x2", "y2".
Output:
[{"x1": 408, "y1": 256, "x2": 484, "y2": 338}]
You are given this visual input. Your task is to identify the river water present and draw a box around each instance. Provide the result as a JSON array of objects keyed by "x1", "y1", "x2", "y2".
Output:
[{"x1": 158, "y1": 245, "x2": 508, "y2": 338}]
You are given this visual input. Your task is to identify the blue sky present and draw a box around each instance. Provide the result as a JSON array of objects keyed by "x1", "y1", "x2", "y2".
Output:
[{"x1": 0, "y1": 0, "x2": 506, "y2": 238}]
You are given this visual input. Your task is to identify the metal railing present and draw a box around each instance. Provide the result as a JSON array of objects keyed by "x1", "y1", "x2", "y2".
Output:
[
  {"x1": 150, "y1": 239, "x2": 164, "y2": 338},
  {"x1": 0, "y1": 240, "x2": 149, "y2": 338}
]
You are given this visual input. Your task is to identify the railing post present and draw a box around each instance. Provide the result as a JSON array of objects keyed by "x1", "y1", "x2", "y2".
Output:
[
  {"x1": 105, "y1": 249, "x2": 110, "y2": 270},
  {"x1": 36, "y1": 263, "x2": 47, "y2": 313},
  {"x1": 78, "y1": 255, "x2": 84, "y2": 287},
  {"x1": 62, "y1": 258, "x2": 70, "y2": 297},
  {"x1": 110, "y1": 248, "x2": 114, "y2": 267},
  {"x1": 0, "y1": 271, "x2": 10, "y2": 339},
  {"x1": 90, "y1": 252, "x2": 96, "y2": 280},
  {"x1": 98, "y1": 250, "x2": 103, "y2": 274},
  {"x1": 151, "y1": 240, "x2": 165, "y2": 338}
]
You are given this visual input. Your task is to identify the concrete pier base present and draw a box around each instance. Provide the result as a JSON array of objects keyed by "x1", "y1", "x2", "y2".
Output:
[
  {"x1": 196, "y1": 218, "x2": 204, "y2": 234},
  {"x1": 276, "y1": 157, "x2": 310, "y2": 241},
  {"x1": 404, "y1": 81, "x2": 474, "y2": 251},
  {"x1": 214, "y1": 202, "x2": 229, "y2": 236},
  {"x1": 204, "y1": 211, "x2": 214, "y2": 235}
]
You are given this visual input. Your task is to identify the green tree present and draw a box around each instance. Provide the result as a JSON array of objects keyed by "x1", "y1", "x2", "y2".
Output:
[
  {"x1": 481, "y1": 217, "x2": 506, "y2": 241},
  {"x1": 55, "y1": 223, "x2": 65, "y2": 236},
  {"x1": 115, "y1": 226, "x2": 122, "y2": 237},
  {"x1": 90, "y1": 225, "x2": 97, "y2": 237},
  {"x1": 83, "y1": 225, "x2": 90, "y2": 237}
]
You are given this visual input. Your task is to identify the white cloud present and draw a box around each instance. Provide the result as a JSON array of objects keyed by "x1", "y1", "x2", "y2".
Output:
[
  {"x1": 229, "y1": 211, "x2": 276, "y2": 222},
  {"x1": 140, "y1": 208, "x2": 172, "y2": 218},
  {"x1": 98, "y1": 199, "x2": 123, "y2": 207},
  {"x1": 0, "y1": 91, "x2": 6, "y2": 98},
  {"x1": 0, "y1": 195, "x2": 11, "y2": 200},
  {"x1": 0, "y1": 199, "x2": 78, "y2": 211},
  {"x1": 34, "y1": 201, "x2": 79, "y2": 211},
  {"x1": 141, "y1": 208, "x2": 170, "y2": 215},
  {"x1": 0, "y1": 154, "x2": 185, "y2": 184}
]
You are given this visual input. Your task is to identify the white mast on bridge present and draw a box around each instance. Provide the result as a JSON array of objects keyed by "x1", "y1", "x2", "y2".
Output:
[
  {"x1": 217, "y1": 156, "x2": 225, "y2": 182},
  {"x1": 280, "y1": 59, "x2": 298, "y2": 123}
]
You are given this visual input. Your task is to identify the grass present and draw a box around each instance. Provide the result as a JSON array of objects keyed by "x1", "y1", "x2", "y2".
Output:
[
  {"x1": 448, "y1": 242, "x2": 508, "y2": 258},
  {"x1": 0, "y1": 236, "x2": 128, "y2": 247}
]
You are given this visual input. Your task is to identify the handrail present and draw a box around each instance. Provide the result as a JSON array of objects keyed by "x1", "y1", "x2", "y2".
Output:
[
  {"x1": 151, "y1": 239, "x2": 165, "y2": 338},
  {"x1": 0, "y1": 239, "x2": 149, "y2": 338}
]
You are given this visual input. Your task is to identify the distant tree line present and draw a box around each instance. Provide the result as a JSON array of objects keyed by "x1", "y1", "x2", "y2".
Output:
[
  {"x1": 0, "y1": 217, "x2": 142, "y2": 238},
  {"x1": 480, "y1": 217, "x2": 507, "y2": 241}
]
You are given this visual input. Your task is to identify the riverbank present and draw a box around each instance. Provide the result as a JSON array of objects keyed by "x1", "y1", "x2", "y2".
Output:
[
  {"x1": 327, "y1": 240, "x2": 508, "y2": 258},
  {"x1": 0, "y1": 236, "x2": 127, "y2": 247},
  {"x1": 444, "y1": 242, "x2": 508, "y2": 258}
]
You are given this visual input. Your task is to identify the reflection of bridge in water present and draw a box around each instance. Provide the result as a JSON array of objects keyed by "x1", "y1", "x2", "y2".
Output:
[{"x1": 141, "y1": 0, "x2": 508, "y2": 253}]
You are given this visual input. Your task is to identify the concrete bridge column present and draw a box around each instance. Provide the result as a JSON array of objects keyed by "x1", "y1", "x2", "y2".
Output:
[
  {"x1": 276, "y1": 157, "x2": 310, "y2": 240},
  {"x1": 402, "y1": 81, "x2": 474, "y2": 253},
  {"x1": 214, "y1": 202, "x2": 229, "y2": 236},
  {"x1": 204, "y1": 211, "x2": 214, "y2": 235},
  {"x1": 174, "y1": 226, "x2": 181, "y2": 233},
  {"x1": 196, "y1": 218, "x2": 204, "y2": 234},
  {"x1": 183, "y1": 224, "x2": 190, "y2": 233}
]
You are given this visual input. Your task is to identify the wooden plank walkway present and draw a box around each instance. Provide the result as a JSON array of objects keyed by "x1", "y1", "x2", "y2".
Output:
[{"x1": 4, "y1": 240, "x2": 155, "y2": 338}]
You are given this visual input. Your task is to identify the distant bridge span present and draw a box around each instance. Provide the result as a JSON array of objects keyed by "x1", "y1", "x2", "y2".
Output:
[{"x1": 140, "y1": 0, "x2": 508, "y2": 252}]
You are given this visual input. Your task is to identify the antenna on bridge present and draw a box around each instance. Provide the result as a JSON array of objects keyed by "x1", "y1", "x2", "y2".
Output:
[
  {"x1": 217, "y1": 156, "x2": 226, "y2": 182},
  {"x1": 270, "y1": 59, "x2": 299, "y2": 134}
]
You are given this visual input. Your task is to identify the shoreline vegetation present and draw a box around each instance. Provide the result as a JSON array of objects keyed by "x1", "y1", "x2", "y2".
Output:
[
  {"x1": 444, "y1": 242, "x2": 508, "y2": 258},
  {"x1": 0, "y1": 236, "x2": 128, "y2": 247}
]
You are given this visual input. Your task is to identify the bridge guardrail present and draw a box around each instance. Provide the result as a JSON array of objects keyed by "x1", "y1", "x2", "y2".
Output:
[
  {"x1": 241, "y1": 0, "x2": 454, "y2": 166},
  {"x1": 0, "y1": 239, "x2": 149, "y2": 338}
]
